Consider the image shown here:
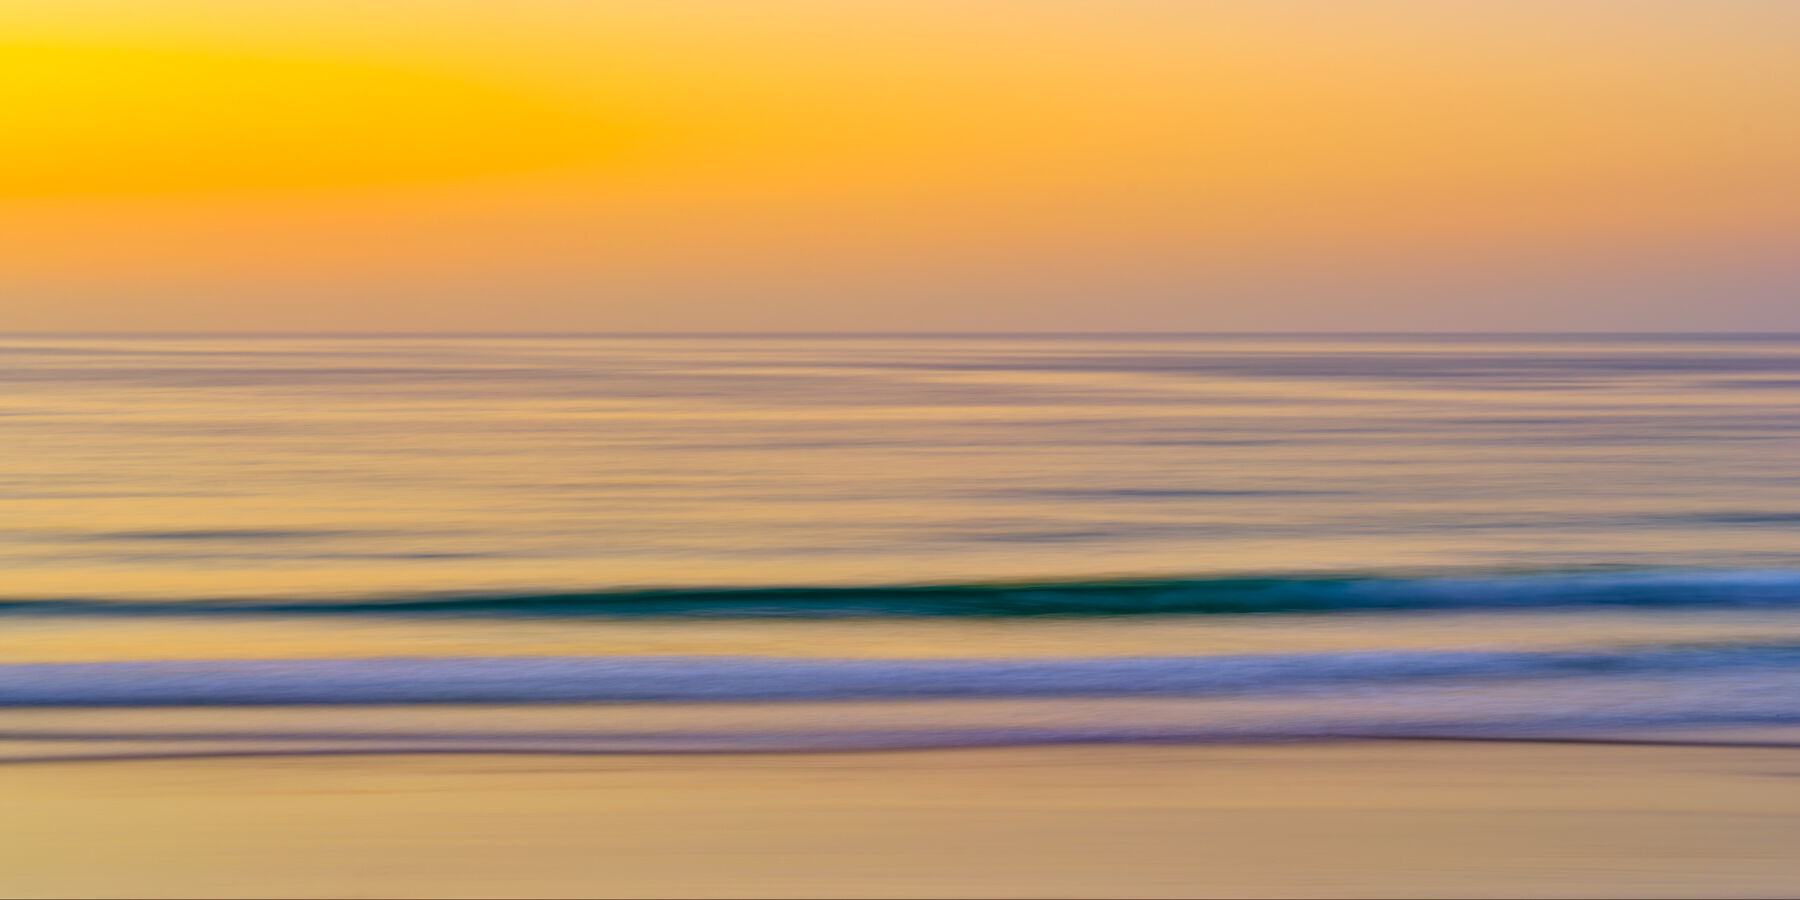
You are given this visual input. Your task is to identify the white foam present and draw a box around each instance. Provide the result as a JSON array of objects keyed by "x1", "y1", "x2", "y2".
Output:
[{"x1": 2, "y1": 644, "x2": 1796, "y2": 706}]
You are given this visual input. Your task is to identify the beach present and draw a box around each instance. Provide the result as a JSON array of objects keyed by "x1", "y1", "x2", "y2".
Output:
[{"x1": 8, "y1": 732, "x2": 1800, "y2": 898}]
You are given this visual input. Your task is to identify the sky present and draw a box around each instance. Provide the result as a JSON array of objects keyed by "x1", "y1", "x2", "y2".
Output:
[{"x1": 3, "y1": 0, "x2": 1797, "y2": 332}]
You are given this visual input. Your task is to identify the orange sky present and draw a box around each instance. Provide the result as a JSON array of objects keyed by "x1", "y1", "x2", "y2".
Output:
[{"x1": 4, "y1": 0, "x2": 1798, "y2": 331}]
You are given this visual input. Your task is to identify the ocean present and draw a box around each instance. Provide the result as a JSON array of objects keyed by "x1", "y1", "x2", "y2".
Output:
[{"x1": 6, "y1": 333, "x2": 1800, "y2": 760}]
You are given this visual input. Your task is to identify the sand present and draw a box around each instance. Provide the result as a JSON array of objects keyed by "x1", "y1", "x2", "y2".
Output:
[{"x1": 5, "y1": 734, "x2": 1800, "y2": 898}]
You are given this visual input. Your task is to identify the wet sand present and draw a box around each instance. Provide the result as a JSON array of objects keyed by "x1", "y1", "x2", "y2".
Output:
[{"x1": 5, "y1": 734, "x2": 1800, "y2": 899}]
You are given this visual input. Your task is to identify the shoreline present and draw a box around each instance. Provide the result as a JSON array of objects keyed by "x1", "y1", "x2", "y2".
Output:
[
  {"x1": 5, "y1": 731, "x2": 1800, "y2": 767},
  {"x1": 7, "y1": 731, "x2": 1800, "y2": 898}
]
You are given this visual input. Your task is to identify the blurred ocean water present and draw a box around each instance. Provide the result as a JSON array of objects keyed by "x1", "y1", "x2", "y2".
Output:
[{"x1": 4, "y1": 334, "x2": 1800, "y2": 754}]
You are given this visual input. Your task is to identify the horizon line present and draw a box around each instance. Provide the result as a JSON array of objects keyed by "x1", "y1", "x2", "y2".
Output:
[{"x1": 8, "y1": 330, "x2": 1800, "y2": 339}]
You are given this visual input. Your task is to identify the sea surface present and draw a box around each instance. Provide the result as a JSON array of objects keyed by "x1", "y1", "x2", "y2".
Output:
[{"x1": 5, "y1": 333, "x2": 1800, "y2": 760}]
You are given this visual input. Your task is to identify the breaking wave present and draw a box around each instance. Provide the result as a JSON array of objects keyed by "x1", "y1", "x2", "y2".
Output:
[
  {"x1": 4, "y1": 569, "x2": 1800, "y2": 619},
  {"x1": 5, "y1": 642, "x2": 1800, "y2": 707}
]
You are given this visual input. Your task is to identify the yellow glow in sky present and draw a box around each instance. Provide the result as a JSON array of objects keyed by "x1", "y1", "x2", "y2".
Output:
[
  {"x1": 5, "y1": 43, "x2": 643, "y2": 196},
  {"x1": 3, "y1": 1, "x2": 1798, "y2": 331}
]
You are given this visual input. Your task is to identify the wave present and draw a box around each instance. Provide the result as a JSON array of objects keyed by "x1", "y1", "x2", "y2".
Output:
[
  {"x1": 5, "y1": 643, "x2": 1800, "y2": 707},
  {"x1": 5, "y1": 569, "x2": 1800, "y2": 619},
  {"x1": 6, "y1": 650, "x2": 1800, "y2": 760}
]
